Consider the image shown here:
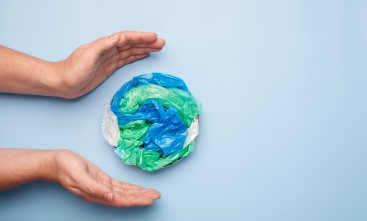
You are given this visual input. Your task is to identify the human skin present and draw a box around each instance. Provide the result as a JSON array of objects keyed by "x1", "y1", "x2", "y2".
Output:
[
  {"x1": 0, "y1": 149, "x2": 160, "y2": 207},
  {"x1": 0, "y1": 31, "x2": 166, "y2": 207},
  {"x1": 0, "y1": 31, "x2": 165, "y2": 98}
]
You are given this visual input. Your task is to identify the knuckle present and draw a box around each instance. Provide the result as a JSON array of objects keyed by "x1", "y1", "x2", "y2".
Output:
[
  {"x1": 119, "y1": 33, "x2": 127, "y2": 45},
  {"x1": 96, "y1": 37, "x2": 105, "y2": 46},
  {"x1": 127, "y1": 48, "x2": 133, "y2": 56},
  {"x1": 88, "y1": 187, "x2": 98, "y2": 196}
]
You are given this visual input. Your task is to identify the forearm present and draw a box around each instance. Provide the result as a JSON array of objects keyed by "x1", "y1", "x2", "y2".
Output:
[
  {"x1": 0, "y1": 45, "x2": 63, "y2": 96},
  {"x1": 0, "y1": 148, "x2": 57, "y2": 191}
]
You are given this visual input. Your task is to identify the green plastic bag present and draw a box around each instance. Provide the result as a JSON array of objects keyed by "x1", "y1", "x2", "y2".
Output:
[{"x1": 117, "y1": 83, "x2": 201, "y2": 127}]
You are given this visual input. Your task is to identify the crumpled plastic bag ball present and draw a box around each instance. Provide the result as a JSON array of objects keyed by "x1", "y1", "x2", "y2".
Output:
[{"x1": 102, "y1": 73, "x2": 202, "y2": 172}]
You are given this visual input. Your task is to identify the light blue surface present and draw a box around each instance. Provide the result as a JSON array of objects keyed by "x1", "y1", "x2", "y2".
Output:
[{"x1": 1, "y1": 0, "x2": 367, "y2": 220}]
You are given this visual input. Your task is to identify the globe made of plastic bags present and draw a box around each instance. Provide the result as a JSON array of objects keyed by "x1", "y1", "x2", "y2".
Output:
[{"x1": 102, "y1": 73, "x2": 201, "y2": 172}]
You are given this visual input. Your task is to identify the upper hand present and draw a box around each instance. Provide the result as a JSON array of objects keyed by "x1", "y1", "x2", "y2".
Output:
[{"x1": 56, "y1": 31, "x2": 165, "y2": 99}]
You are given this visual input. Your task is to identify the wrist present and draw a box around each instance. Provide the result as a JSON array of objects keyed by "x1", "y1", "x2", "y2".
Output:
[
  {"x1": 45, "y1": 61, "x2": 67, "y2": 98},
  {"x1": 40, "y1": 149, "x2": 79, "y2": 185},
  {"x1": 0, "y1": 149, "x2": 61, "y2": 190},
  {"x1": 36, "y1": 149, "x2": 62, "y2": 183},
  {"x1": 49, "y1": 60, "x2": 82, "y2": 99}
]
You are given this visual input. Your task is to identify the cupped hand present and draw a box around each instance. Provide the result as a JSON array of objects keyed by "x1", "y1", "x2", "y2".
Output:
[
  {"x1": 51, "y1": 150, "x2": 160, "y2": 207},
  {"x1": 57, "y1": 31, "x2": 165, "y2": 99}
]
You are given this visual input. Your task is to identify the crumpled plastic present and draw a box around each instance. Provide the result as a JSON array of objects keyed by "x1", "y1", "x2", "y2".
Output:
[
  {"x1": 111, "y1": 72, "x2": 190, "y2": 114},
  {"x1": 116, "y1": 83, "x2": 201, "y2": 127},
  {"x1": 115, "y1": 142, "x2": 195, "y2": 172},
  {"x1": 116, "y1": 99, "x2": 188, "y2": 157},
  {"x1": 183, "y1": 118, "x2": 199, "y2": 147},
  {"x1": 102, "y1": 104, "x2": 120, "y2": 147},
  {"x1": 105, "y1": 72, "x2": 201, "y2": 172}
]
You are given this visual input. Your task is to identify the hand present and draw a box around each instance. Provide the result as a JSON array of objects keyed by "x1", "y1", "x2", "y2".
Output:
[
  {"x1": 57, "y1": 31, "x2": 165, "y2": 99},
  {"x1": 51, "y1": 150, "x2": 160, "y2": 207}
]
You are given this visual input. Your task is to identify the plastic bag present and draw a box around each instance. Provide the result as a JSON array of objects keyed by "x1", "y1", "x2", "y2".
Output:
[
  {"x1": 111, "y1": 73, "x2": 190, "y2": 114},
  {"x1": 115, "y1": 142, "x2": 195, "y2": 172},
  {"x1": 183, "y1": 118, "x2": 199, "y2": 147},
  {"x1": 116, "y1": 99, "x2": 188, "y2": 157},
  {"x1": 102, "y1": 104, "x2": 120, "y2": 147},
  {"x1": 104, "y1": 73, "x2": 201, "y2": 172},
  {"x1": 116, "y1": 83, "x2": 201, "y2": 127}
]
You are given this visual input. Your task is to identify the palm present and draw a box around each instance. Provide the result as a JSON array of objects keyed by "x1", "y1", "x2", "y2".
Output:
[{"x1": 55, "y1": 150, "x2": 160, "y2": 207}]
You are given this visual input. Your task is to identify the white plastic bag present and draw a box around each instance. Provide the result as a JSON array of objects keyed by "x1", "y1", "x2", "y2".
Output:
[{"x1": 102, "y1": 104, "x2": 120, "y2": 147}]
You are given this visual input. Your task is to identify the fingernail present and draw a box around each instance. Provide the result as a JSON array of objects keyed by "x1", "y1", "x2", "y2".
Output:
[
  {"x1": 104, "y1": 193, "x2": 113, "y2": 202},
  {"x1": 110, "y1": 33, "x2": 119, "y2": 40}
]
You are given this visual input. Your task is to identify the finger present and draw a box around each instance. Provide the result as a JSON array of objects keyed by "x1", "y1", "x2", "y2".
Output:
[
  {"x1": 131, "y1": 38, "x2": 166, "y2": 49},
  {"x1": 72, "y1": 187, "x2": 155, "y2": 207},
  {"x1": 112, "y1": 186, "x2": 158, "y2": 196},
  {"x1": 118, "y1": 38, "x2": 166, "y2": 51},
  {"x1": 117, "y1": 44, "x2": 132, "y2": 51},
  {"x1": 114, "y1": 194, "x2": 155, "y2": 207},
  {"x1": 119, "y1": 47, "x2": 161, "y2": 60},
  {"x1": 76, "y1": 173, "x2": 115, "y2": 202},
  {"x1": 112, "y1": 186, "x2": 141, "y2": 195},
  {"x1": 90, "y1": 33, "x2": 121, "y2": 56},
  {"x1": 116, "y1": 31, "x2": 158, "y2": 47},
  {"x1": 140, "y1": 189, "x2": 161, "y2": 200},
  {"x1": 111, "y1": 179, "x2": 143, "y2": 189},
  {"x1": 110, "y1": 180, "x2": 160, "y2": 199},
  {"x1": 117, "y1": 53, "x2": 149, "y2": 68},
  {"x1": 112, "y1": 186, "x2": 160, "y2": 200}
]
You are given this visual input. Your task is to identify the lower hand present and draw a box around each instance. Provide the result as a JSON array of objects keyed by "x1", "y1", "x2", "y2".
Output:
[{"x1": 51, "y1": 150, "x2": 160, "y2": 207}]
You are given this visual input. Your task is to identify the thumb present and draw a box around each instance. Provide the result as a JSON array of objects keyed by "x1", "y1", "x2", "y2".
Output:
[
  {"x1": 80, "y1": 176, "x2": 115, "y2": 202},
  {"x1": 91, "y1": 33, "x2": 120, "y2": 56}
]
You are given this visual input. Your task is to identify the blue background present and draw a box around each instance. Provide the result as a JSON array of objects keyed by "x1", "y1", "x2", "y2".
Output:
[{"x1": 1, "y1": 0, "x2": 367, "y2": 220}]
